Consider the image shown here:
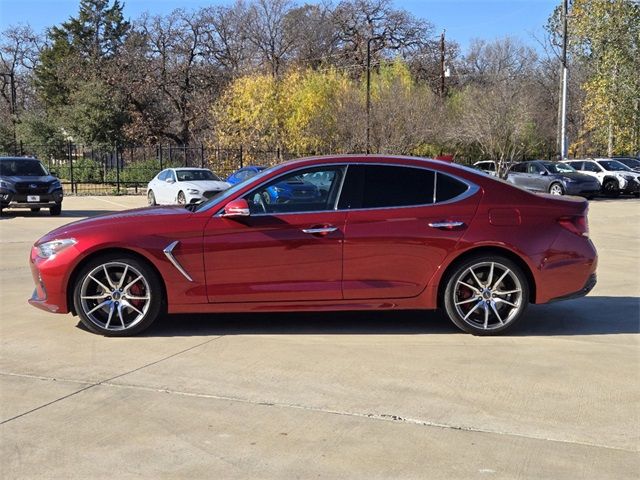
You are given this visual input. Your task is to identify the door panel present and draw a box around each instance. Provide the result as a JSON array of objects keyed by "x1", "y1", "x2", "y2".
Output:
[
  {"x1": 342, "y1": 200, "x2": 479, "y2": 299},
  {"x1": 203, "y1": 212, "x2": 346, "y2": 302}
]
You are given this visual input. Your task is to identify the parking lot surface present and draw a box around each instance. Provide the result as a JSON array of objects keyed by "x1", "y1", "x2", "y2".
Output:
[{"x1": 1, "y1": 196, "x2": 639, "y2": 479}]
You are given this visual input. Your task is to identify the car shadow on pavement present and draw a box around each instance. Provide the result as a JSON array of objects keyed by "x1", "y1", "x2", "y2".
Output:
[{"x1": 135, "y1": 296, "x2": 639, "y2": 338}]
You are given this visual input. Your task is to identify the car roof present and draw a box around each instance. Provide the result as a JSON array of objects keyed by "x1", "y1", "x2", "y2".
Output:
[
  {"x1": 0, "y1": 156, "x2": 40, "y2": 161},
  {"x1": 169, "y1": 167, "x2": 212, "y2": 171}
]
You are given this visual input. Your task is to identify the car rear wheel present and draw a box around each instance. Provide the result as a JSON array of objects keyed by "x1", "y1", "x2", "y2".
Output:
[
  {"x1": 443, "y1": 256, "x2": 529, "y2": 335},
  {"x1": 549, "y1": 182, "x2": 564, "y2": 195},
  {"x1": 73, "y1": 254, "x2": 162, "y2": 336},
  {"x1": 148, "y1": 190, "x2": 156, "y2": 206},
  {"x1": 177, "y1": 191, "x2": 186, "y2": 204},
  {"x1": 50, "y1": 204, "x2": 61, "y2": 216}
]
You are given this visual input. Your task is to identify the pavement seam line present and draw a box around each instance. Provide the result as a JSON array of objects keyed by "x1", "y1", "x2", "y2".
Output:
[
  {"x1": 0, "y1": 336, "x2": 223, "y2": 425},
  {"x1": 2, "y1": 371, "x2": 634, "y2": 454}
]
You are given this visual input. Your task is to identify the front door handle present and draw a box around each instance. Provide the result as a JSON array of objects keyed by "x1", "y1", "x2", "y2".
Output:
[
  {"x1": 428, "y1": 221, "x2": 465, "y2": 230},
  {"x1": 302, "y1": 226, "x2": 338, "y2": 235}
]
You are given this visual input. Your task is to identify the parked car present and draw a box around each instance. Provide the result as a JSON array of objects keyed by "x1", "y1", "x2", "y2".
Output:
[
  {"x1": 0, "y1": 156, "x2": 63, "y2": 215},
  {"x1": 472, "y1": 161, "x2": 498, "y2": 176},
  {"x1": 226, "y1": 166, "x2": 267, "y2": 185},
  {"x1": 612, "y1": 157, "x2": 640, "y2": 173},
  {"x1": 506, "y1": 160, "x2": 600, "y2": 197},
  {"x1": 29, "y1": 155, "x2": 597, "y2": 337},
  {"x1": 562, "y1": 158, "x2": 640, "y2": 197},
  {"x1": 147, "y1": 168, "x2": 230, "y2": 205}
]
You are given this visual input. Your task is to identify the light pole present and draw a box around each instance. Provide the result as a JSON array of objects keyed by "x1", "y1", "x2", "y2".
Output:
[
  {"x1": 559, "y1": 0, "x2": 569, "y2": 159},
  {"x1": 366, "y1": 36, "x2": 383, "y2": 155}
]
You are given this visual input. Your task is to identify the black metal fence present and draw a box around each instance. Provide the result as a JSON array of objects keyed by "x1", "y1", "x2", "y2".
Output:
[{"x1": 1, "y1": 142, "x2": 320, "y2": 195}]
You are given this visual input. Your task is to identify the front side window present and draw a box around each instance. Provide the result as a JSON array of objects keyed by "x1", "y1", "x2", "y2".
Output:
[
  {"x1": 244, "y1": 166, "x2": 344, "y2": 215},
  {"x1": 167, "y1": 170, "x2": 177, "y2": 182},
  {"x1": 543, "y1": 162, "x2": 575, "y2": 174},
  {"x1": 528, "y1": 163, "x2": 544, "y2": 174},
  {"x1": 598, "y1": 160, "x2": 631, "y2": 172},
  {"x1": 582, "y1": 162, "x2": 601, "y2": 172}
]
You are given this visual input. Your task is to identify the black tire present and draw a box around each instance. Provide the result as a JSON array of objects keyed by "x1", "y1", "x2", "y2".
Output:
[
  {"x1": 548, "y1": 182, "x2": 564, "y2": 196},
  {"x1": 177, "y1": 191, "x2": 186, "y2": 204},
  {"x1": 72, "y1": 253, "x2": 163, "y2": 336},
  {"x1": 603, "y1": 179, "x2": 620, "y2": 197},
  {"x1": 30, "y1": 207, "x2": 41, "y2": 212},
  {"x1": 148, "y1": 190, "x2": 156, "y2": 206},
  {"x1": 443, "y1": 255, "x2": 530, "y2": 335},
  {"x1": 49, "y1": 204, "x2": 62, "y2": 216}
]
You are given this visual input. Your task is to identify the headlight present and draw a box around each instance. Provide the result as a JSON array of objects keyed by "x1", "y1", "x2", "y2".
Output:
[
  {"x1": 50, "y1": 180, "x2": 62, "y2": 189},
  {"x1": 36, "y1": 238, "x2": 77, "y2": 259},
  {"x1": 0, "y1": 179, "x2": 14, "y2": 190},
  {"x1": 187, "y1": 188, "x2": 201, "y2": 195}
]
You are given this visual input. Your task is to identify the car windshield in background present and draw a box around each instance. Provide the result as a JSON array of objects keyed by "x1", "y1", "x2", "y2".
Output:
[
  {"x1": 0, "y1": 160, "x2": 48, "y2": 177},
  {"x1": 195, "y1": 165, "x2": 278, "y2": 212},
  {"x1": 176, "y1": 170, "x2": 219, "y2": 181},
  {"x1": 598, "y1": 160, "x2": 631, "y2": 171},
  {"x1": 543, "y1": 162, "x2": 575, "y2": 174}
]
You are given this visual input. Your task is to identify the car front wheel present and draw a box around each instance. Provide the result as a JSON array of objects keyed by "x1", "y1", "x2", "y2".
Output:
[
  {"x1": 73, "y1": 254, "x2": 162, "y2": 336},
  {"x1": 50, "y1": 203, "x2": 62, "y2": 216},
  {"x1": 443, "y1": 256, "x2": 529, "y2": 335},
  {"x1": 148, "y1": 190, "x2": 156, "y2": 206}
]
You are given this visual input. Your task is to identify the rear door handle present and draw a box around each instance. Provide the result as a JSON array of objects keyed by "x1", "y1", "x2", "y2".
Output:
[
  {"x1": 302, "y1": 226, "x2": 338, "y2": 235},
  {"x1": 428, "y1": 221, "x2": 465, "y2": 229}
]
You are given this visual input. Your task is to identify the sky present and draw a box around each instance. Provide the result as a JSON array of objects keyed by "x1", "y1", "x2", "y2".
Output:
[{"x1": 0, "y1": 0, "x2": 559, "y2": 52}]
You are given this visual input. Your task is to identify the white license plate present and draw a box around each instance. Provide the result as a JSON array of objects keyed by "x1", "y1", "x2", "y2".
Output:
[{"x1": 27, "y1": 195, "x2": 40, "y2": 202}]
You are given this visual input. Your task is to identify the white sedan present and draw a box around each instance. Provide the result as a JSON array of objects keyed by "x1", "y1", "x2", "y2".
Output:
[{"x1": 147, "y1": 168, "x2": 231, "y2": 205}]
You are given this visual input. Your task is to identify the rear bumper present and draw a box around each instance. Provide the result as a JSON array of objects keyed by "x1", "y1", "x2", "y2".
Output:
[{"x1": 548, "y1": 273, "x2": 597, "y2": 303}]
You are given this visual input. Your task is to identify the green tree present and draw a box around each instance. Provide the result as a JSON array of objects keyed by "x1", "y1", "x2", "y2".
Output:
[
  {"x1": 34, "y1": 0, "x2": 130, "y2": 145},
  {"x1": 570, "y1": 0, "x2": 640, "y2": 156}
]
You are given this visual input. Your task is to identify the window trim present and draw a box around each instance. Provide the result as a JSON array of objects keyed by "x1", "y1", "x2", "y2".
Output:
[{"x1": 214, "y1": 162, "x2": 479, "y2": 217}]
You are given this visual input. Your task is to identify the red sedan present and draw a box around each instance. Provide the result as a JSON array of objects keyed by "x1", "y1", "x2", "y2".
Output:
[{"x1": 29, "y1": 156, "x2": 597, "y2": 336}]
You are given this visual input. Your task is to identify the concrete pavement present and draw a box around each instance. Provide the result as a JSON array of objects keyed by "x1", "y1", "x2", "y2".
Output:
[{"x1": 1, "y1": 196, "x2": 638, "y2": 479}]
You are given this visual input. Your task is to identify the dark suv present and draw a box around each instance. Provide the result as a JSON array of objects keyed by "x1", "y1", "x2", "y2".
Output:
[{"x1": 0, "y1": 157, "x2": 63, "y2": 215}]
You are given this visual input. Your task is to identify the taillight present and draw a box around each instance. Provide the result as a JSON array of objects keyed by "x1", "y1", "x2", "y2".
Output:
[{"x1": 558, "y1": 215, "x2": 589, "y2": 237}]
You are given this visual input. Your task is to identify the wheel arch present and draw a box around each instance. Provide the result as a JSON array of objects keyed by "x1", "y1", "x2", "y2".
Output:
[
  {"x1": 436, "y1": 246, "x2": 537, "y2": 308},
  {"x1": 66, "y1": 247, "x2": 167, "y2": 316}
]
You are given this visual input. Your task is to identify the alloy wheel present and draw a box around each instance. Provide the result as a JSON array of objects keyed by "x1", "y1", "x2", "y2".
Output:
[
  {"x1": 452, "y1": 261, "x2": 524, "y2": 331},
  {"x1": 79, "y1": 262, "x2": 151, "y2": 332},
  {"x1": 549, "y1": 183, "x2": 563, "y2": 195}
]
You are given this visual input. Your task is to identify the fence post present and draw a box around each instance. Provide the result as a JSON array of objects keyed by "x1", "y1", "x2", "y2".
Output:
[
  {"x1": 239, "y1": 145, "x2": 243, "y2": 169},
  {"x1": 115, "y1": 144, "x2": 120, "y2": 194},
  {"x1": 68, "y1": 141, "x2": 74, "y2": 194},
  {"x1": 169, "y1": 144, "x2": 173, "y2": 165},
  {"x1": 159, "y1": 144, "x2": 163, "y2": 170},
  {"x1": 200, "y1": 144, "x2": 205, "y2": 168},
  {"x1": 19, "y1": 140, "x2": 23, "y2": 156}
]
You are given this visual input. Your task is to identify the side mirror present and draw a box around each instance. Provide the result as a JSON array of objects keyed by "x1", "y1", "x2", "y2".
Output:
[
  {"x1": 50, "y1": 170, "x2": 57, "y2": 177},
  {"x1": 541, "y1": 170, "x2": 548, "y2": 176},
  {"x1": 166, "y1": 178, "x2": 175, "y2": 183},
  {"x1": 223, "y1": 198, "x2": 250, "y2": 217}
]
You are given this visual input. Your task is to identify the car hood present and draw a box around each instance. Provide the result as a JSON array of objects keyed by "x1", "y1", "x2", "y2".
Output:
[
  {"x1": 1, "y1": 175, "x2": 57, "y2": 184},
  {"x1": 179, "y1": 180, "x2": 230, "y2": 191},
  {"x1": 36, "y1": 205, "x2": 189, "y2": 244}
]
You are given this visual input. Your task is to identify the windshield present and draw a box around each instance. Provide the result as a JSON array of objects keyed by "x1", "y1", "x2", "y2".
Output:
[
  {"x1": 0, "y1": 159, "x2": 48, "y2": 177},
  {"x1": 542, "y1": 162, "x2": 575, "y2": 173},
  {"x1": 195, "y1": 164, "x2": 278, "y2": 212},
  {"x1": 598, "y1": 160, "x2": 632, "y2": 172},
  {"x1": 176, "y1": 169, "x2": 220, "y2": 181}
]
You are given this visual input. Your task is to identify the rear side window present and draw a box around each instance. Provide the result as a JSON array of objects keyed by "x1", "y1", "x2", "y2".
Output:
[
  {"x1": 436, "y1": 172, "x2": 468, "y2": 202},
  {"x1": 510, "y1": 163, "x2": 526, "y2": 173},
  {"x1": 339, "y1": 165, "x2": 435, "y2": 209}
]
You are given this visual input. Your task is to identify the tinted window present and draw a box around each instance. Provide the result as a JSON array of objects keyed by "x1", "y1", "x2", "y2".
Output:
[
  {"x1": 157, "y1": 170, "x2": 168, "y2": 181},
  {"x1": 598, "y1": 160, "x2": 631, "y2": 171},
  {"x1": 0, "y1": 159, "x2": 48, "y2": 176},
  {"x1": 339, "y1": 165, "x2": 435, "y2": 209},
  {"x1": 244, "y1": 166, "x2": 344, "y2": 215},
  {"x1": 510, "y1": 163, "x2": 526, "y2": 173},
  {"x1": 436, "y1": 173, "x2": 468, "y2": 202},
  {"x1": 582, "y1": 162, "x2": 600, "y2": 172},
  {"x1": 543, "y1": 162, "x2": 575, "y2": 173},
  {"x1": 528, "y1": 163, "x2": 544, "y2": 174},
  {"x1": 168, "y1": 170, "x2": 176, "y2": 181}
]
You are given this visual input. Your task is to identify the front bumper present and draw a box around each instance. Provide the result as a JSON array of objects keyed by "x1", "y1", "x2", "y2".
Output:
[
  {"x1": 564, "y1": 183, "x2": 601, "y2": 197},
  {"x1": 27, "y1": 245, "x2": 74, "y2": 314},
  {"x1": 1, "y1": 189, "x2": 63, "y2": 208}
]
